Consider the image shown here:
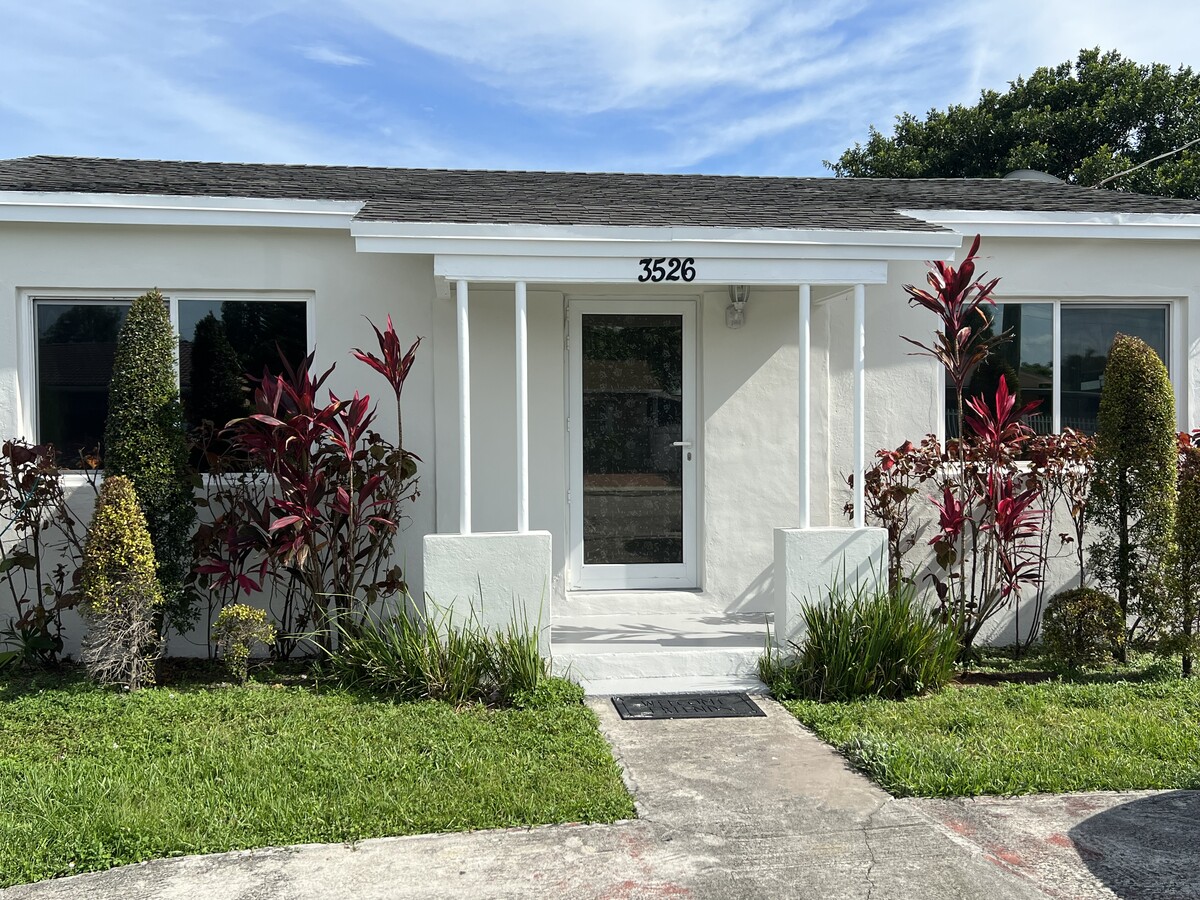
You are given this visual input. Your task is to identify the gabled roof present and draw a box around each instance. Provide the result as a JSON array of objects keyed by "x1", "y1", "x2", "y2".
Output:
[{"x1": 3, "y1": 156, "x2": 1200, "y2": 234}]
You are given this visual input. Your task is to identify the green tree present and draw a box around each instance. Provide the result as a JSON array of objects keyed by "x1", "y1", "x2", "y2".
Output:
[
  {"x1": 830, "y1": 48, "x2": 1200, "y2": 199},
  {"x1": 79, "y1": 476, "x2": 164, "y2": 690},
  {"x1": 1087, "y1": 335, "x2": 1177, "y2": 656},
  {"x1": 1162, "y1": 440, "x2": 1200, "y2": 676},
  {"x1": 103, "y1": 290, "x2": 196, "y2": 631}
]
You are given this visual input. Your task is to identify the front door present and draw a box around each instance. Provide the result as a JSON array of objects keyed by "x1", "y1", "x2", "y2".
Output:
[{"x1": 568, "y1": 300, "x2": 698, "y2": 590}]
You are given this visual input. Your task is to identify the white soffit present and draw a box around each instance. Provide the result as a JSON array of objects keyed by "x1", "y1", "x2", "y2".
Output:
[
  {"x1": 0, "y1": 191, "x2": 365, "y2": 228},
  {"x1": 902, "y1": 208, "x2": 1200, "y2": 240}
]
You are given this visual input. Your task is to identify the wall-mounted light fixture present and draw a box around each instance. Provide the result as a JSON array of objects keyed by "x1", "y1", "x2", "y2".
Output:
[{"x1": 726, "y1": 285, "x2": 750, "y2": 329}]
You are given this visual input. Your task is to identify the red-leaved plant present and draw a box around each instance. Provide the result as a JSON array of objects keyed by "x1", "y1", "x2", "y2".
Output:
[{"x1": 196, "y1": 318, "x2": 421, "y2": 653}]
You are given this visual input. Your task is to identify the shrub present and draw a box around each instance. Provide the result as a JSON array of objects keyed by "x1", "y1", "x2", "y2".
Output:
[
  {"x1": 79, "y1": 476, "x2": 163, "y2": 690},
  {"x1": 213, "y1": 603, "x2": 277, "y2": 684},
  {"x1": 1088, "y1": 334, "x2": 1177, "y2": 652},
  {"x1": 761, "y1": 578, "x2": 958, "y2": 702},
  {"x1": 103, "y1": 290, "x2": 196, "y2": 631},
  {"x1": 0, "y1": 440, "x2": 93, "y2": 665},
  {"x1": 1042, "y1": 587, "x2": 1124, "y2": 670},
  {"x1": 333, "y1": 602, "x2": 550, "y2": 706},
  {"x1": 1157, "y1": 433, "x2": 1200, "y2": 676}
]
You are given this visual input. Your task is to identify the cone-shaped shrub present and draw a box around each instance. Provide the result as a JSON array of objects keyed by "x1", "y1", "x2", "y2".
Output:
[
  {"x1": 186, "y1": 312, "x2": 248, "y2": 432},
  {"x1": 79, "y1": 476, "x2": 163, "y2": 689},
  {"x1": 103, "y1": 290, "x2": 196, "y2": 629},
  {"x1": 1088, "y1": 334, "x2": 1177, "y2": 651}
]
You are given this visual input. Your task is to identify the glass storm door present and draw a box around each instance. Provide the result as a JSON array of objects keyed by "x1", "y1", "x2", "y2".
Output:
[{"x1": 568, "y1": 300, "x2": 698, "y2": 590}]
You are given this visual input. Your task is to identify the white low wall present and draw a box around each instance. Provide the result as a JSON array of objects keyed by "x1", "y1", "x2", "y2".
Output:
[
  {"x1": 422, "y1": 530, "x2": 553, "y2": 655},
  {"x1": 773, "y1": 526, "x2": 888, "y2": 648}
]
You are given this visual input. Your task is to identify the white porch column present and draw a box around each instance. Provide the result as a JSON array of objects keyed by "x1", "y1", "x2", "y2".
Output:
[
  {"x1": 798, "y1": 284, "x2": 811, "y2": 529},
  {"x1": 853, "y1": 283, "x2": 866, "y2": 529},
  {"x1": 515, "y1": 281, "x2": 530, "y2": 533},
  {"x1": 456, "y1": 279, "x2": 472, "y2": 534}
]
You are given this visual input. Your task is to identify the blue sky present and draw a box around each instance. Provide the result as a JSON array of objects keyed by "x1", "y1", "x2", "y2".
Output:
[{"x1": 3, "y1": 0, "x2": 1199, "y2": 175}]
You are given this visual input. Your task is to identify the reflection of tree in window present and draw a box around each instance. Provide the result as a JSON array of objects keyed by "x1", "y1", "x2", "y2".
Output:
[
  {"x1": 220, "y1": 301, "x2": 307, "y2": 379},
  {"x1": 42, "y1": 304, "x2": 125, "y2": 344},
  {"x1": 186, "y1": 313, "x2": 248, "y2": 433}
]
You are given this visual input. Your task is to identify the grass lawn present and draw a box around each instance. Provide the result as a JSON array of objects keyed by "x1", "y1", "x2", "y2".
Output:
[
  {"x1": 0, "y1": 667, "x2": 634, "y2": 888},
  {"x1": 784, "y1": 656, "x2": 1200, "y2": 798}
]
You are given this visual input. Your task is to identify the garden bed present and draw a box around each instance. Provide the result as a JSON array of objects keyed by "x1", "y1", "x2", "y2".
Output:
[
  {"x1": 0, "y1": 666, "x2": 634, "y2": 888},
  {"x1": 784, "y1": 658, "x2": 1200, "y2": 798}
]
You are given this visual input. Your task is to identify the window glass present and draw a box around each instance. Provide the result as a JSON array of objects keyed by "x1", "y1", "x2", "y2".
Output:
[
  {"x1": 946, "y1": 302, "x2": 1053, "y2": 436},
  {"x1": 178, "y1": 300, "x2": 308, "y2": 432},
  {"x1": 35, "y1": 301, "x2": 130, "y2": 462},
  {"x1": 1060, "y1": 305, "x2": 1168, "y2": 434}
]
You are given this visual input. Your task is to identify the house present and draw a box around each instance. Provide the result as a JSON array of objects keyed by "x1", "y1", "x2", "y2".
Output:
[{"x1": 2, "y1": 156, "x2": 1200, "y2": 692}]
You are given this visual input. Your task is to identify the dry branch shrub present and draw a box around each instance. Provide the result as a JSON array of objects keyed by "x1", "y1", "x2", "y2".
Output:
[{"x1": 79, "y1": 476, "x2": 163, "y2": 690}]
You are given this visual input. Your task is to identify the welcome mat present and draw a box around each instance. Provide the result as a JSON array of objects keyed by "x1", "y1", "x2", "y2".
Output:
[{"x1": 611, "y1": 692, "x2": 765, "y2": 720}]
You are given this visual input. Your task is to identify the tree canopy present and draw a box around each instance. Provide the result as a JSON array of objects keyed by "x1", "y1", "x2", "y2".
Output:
[{"x1": 828, "y1": 48, "x2": 1200, "y2": 199}]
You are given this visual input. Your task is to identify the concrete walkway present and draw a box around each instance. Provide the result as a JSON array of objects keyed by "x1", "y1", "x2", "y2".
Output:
[{"x1": 4, "y1": 697, "x2": 1045, "y2": 899}]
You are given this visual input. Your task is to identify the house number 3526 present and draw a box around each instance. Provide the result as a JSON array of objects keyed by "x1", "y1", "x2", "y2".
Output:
[{"x1": 637, "y1": 257, "x2": 696, "y2": 283}]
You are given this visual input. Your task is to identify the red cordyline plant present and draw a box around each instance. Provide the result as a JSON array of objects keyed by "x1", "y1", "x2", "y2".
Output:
[
  {"x1": 197, "y1": 319, "x2": 421, "y2": 654},
  {"x1": 353, "y1": 315, "x2": 421, "y2": 456}
]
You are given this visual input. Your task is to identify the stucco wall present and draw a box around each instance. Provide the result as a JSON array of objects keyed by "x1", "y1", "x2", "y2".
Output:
[
  {"x1": 0, "y1": 221, "x2": 437, "y2": 654},
  {"x1": 4, "y1": 222, "x2": 1200, "y2": 653}
]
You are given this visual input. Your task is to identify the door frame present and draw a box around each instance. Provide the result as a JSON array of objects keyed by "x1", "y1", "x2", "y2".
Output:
[{"x1": 567, "y1": 298, "x2": 699, "y2": 590}]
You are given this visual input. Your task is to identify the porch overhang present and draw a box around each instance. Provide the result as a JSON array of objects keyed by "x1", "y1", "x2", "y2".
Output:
[{"x1": 348, "y1": 220, "x2": 964, "y2": 294}]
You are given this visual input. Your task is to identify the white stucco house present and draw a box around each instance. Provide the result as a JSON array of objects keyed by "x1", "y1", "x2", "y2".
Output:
[{"x1": 3, "y1": 156, "x2": 1200, "y2": 691}]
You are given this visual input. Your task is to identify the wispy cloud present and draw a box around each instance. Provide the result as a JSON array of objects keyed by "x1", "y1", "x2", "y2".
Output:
[
  {"x1": 1, "y1": 0, "x2": 1198, "y2": 174},
  {"x1": 299, "y1": 44, "x2": 369, "y2": 67}
]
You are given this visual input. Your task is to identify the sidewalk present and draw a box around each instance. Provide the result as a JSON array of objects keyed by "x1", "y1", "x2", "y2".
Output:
[{"x1": 3, "y1": 697, "x2": 1046, "y2": 899}]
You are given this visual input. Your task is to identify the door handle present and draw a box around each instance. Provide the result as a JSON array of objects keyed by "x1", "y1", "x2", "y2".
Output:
[{"x1": 671, "y1": 441, "x2": 693, "y2": 448}]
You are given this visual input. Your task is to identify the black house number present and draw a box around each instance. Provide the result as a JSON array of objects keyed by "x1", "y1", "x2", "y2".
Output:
[{"x1": 637, "y1": 257, "x2": 696, "y2": 283}]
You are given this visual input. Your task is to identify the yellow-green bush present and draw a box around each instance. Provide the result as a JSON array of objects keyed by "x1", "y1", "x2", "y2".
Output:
[
  {"x1": 79, "y1": 476, "x2": 163, "y2": 689},
  {"x1": 213, "y1": 604, "x2": 276, "y2": 684}
]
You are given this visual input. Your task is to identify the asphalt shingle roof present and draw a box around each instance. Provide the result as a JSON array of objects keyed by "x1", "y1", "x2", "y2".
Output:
[{"x1": 3, "y1": 155, "x2": 1200, "y2": 232}]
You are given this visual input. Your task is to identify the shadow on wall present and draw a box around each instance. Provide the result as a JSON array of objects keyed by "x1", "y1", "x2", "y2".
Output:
[
  {"x1": 1068, "y1": 790, "x2": 1200, "y2": 899},
  {"x1": 730, "y1": 562, "x2": 774, "y2": 614}
]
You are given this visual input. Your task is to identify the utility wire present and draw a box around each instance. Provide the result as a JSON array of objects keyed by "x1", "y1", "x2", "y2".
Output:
[{"x1": 1094, "y1": 137, "x2": 1200, "y2": 187}]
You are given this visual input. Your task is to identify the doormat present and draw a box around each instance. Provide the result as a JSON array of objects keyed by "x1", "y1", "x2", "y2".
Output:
[{"x1": 611, "y1": 692, "x2": 765, "y2": 720}]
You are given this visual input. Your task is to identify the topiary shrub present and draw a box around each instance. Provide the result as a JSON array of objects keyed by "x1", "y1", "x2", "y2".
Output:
[
  {"x1": 104, "y1": 290, "x2": 197, "y2": 632},
  {"x1": 1042, "y1": 587, "x2": 1124, "y2": 670},
  {"x1": 79, "y1": 476, "x2": 164, "y2": 690},
  {"x1": 213, "y1": 603, "x2": 276, "y2": 684},
  {"x1": 1088, "y1": 334, "x2": 1177, "y2": 656}
]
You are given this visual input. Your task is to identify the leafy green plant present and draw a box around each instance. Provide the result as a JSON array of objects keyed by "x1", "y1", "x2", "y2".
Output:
[
  {"x1": 1088, "y1": 334, "x2": 1177, "y2": 653},
  {"x1": 1157, "y1": 432, "x2": 1200, "y2": 676},
  {"x1": 333, "y1": 600, "x2": 550, "y2": 707},
  {"x1": 213, "y1": 603, "x2": 277, "y2": 684},
  {"x1": 761, "y1": 576, "x2": 958, "y2": 702},
  {"x1": 1042, "y1": 587, "x2": 1124, "y2": 670},
  {"x1": 103, "y1": 290, "x2": 196, "y2": 631},
  {"x1": 78, "y1": 476, "x2": 164, "y2": 690}
]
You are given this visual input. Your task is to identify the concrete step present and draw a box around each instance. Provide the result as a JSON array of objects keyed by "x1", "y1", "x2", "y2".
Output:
[
  {"x1": 551, "y1": 609, "x2": 772, "y2": 695},
  {"x1": 559, "y1": 590, "x2": 729, "y2": 617}
]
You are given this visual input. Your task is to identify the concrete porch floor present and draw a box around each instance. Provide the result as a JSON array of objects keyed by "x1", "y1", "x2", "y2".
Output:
[{"x1": 551, "y1": 591, "x2": 771, "y2": 695}]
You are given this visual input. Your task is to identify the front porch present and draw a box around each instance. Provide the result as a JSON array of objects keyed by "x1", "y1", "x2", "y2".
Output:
[{"x1": 361, "y1": 225, "x2": 958, "y2": 691}]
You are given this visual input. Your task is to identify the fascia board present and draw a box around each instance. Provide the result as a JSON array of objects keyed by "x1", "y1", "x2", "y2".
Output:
[
  {"x1": 0, "y1": 191, "x2": 365, "y2": 228},
  {"x1": 901, "y1": 208, "x2": 1200, "y2": 240}
]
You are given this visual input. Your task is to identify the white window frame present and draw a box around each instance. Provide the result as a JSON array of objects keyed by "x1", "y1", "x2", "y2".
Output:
[
  {"x1": 18, "y1": 288, "x2": 315, "y2": 469},
  {"x1": 937, "y1": 296, "x2": 1183, "y2": 438}
]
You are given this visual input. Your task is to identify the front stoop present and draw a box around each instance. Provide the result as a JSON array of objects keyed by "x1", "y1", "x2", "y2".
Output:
[{"x1": 551, "y1": 592, "x2": 771, "y2": 695}]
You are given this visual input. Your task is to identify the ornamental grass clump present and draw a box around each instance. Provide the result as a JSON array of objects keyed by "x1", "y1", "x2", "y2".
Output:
[
  {"x1": 1042, "y1": 587, "x2": 1123, "y2": 671},
  {"x1": 761, "y1": 576, "x2": 958, "y2": 702},
  {"x1": 79, "y1": 476, "x2": 163, "y2": 690},
  {"x1": 103, "y1": 290, "x2": 196, "y2": 631},
  {"x1": 213, "y1": 603, "x2": 277, "y2": 684}
]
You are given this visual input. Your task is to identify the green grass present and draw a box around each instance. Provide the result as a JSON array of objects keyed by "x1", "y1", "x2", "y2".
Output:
[
  {"x1": 0, "y1": 668, "x2": 634, "y2": 888},
  {"x1": 784, "y1": 661, "x2": 1200, "y2": 798}
]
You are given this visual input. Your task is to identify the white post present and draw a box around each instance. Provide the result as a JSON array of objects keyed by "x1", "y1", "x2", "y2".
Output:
[
  {"x1": 515, "y1": 281, "x2": 530, "y2": 533},
  {"x1": 1051, "y1": 300, "x2": 1063, "y2": 434},
  {"x1": 798, "y1": 284, "x2": 811, "y2": 529},
  {"x1": 853, "y1": 284, "x2": 866, "y2": 529},
  {"x1": 456, "y1": 279, "x2": 472, "y2": 534}
]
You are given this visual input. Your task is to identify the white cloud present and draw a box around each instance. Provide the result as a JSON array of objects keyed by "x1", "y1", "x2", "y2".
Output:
[{"x1": 299, "y1": 44, "x2": 369, "y2": 67}]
